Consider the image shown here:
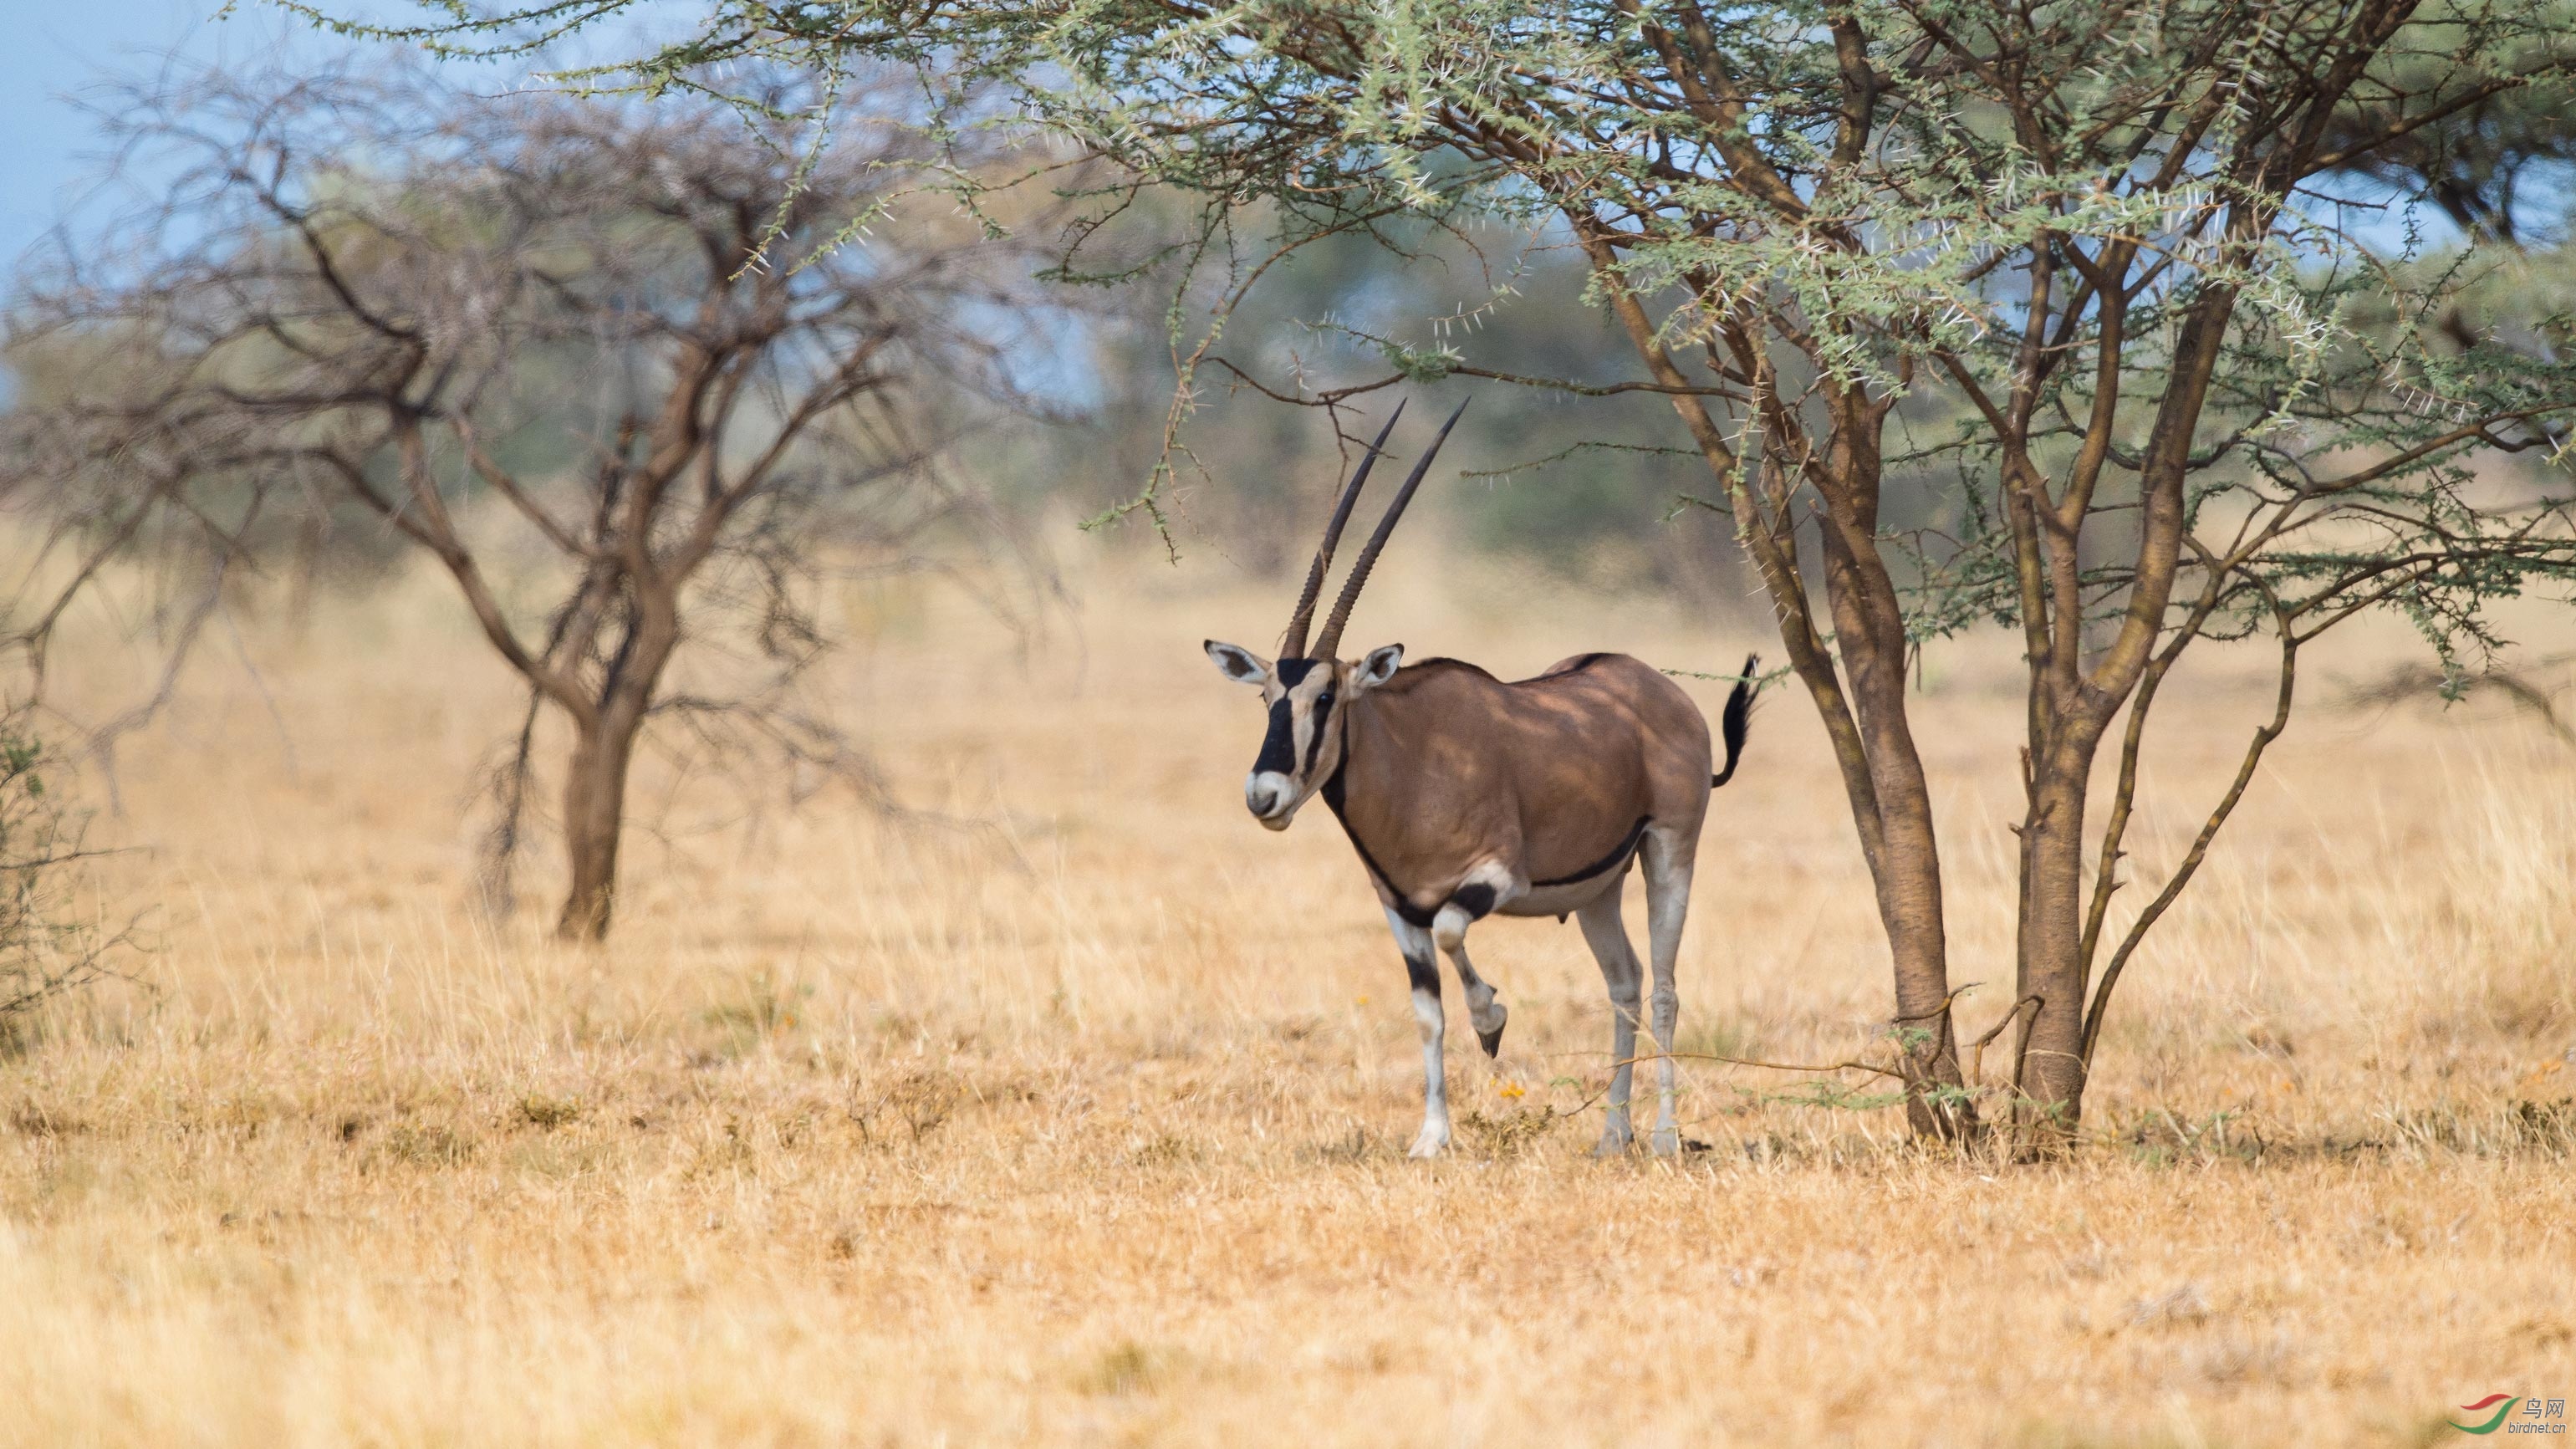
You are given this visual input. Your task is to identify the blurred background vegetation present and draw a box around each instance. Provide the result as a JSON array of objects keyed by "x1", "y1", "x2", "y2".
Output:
[{"x1": 990, "y1": 221, "x2": 1751, "y2": 609}]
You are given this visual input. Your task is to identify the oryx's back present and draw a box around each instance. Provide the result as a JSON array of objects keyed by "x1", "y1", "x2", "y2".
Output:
[
  {"x1": 1400, "y1": 651, "x2": 1708, "y2": 787},
  {"x1": 1502, "y1": 652, "x2": 1711, "y2": 832}
]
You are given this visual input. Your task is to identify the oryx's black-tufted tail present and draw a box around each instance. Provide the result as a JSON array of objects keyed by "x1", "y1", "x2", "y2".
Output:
[{"x1": 1711, "y1": 653, "x2": 1758, "y2": 788}]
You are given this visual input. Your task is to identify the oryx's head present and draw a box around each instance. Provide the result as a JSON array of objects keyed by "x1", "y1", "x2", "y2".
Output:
[
  {"x1": 1205, "y1": 397, "x2": 1467, "y2": 830},
  {"x1": 1203, "y1": 641, "x2": 1405, "y2": 829}
]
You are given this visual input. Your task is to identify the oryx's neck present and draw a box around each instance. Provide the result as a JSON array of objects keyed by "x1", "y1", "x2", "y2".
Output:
[
  {"x1": 1317, "y1": 679, "x2": 1453, "y2": 908},
  {"x1": 1320, "y1": 685, "x2": 1426, "y2": 814}
]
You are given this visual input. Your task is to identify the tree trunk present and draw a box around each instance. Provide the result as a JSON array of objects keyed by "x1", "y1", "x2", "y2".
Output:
[
  {"x1": 1875, "y1": 771, "x2": 1972, "y2": 1137},
  {"x1": 2012, "y1": 727, "x2": 2102, "y2": 1149},
  {"x1": 556, "y1": 717, "x2": 638, "y2": 941},
  {"x1": 1815, "y1": 405, "x2": 1975, "y2": 1140},
  {"x1": 1826, "y1": 575, "x2": 1972, "y2": 1137},
  {"x1": 552, "y1": 574, "x2": 683, "y2": 942}
]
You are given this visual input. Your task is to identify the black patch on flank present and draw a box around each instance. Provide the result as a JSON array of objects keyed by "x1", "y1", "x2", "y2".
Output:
[
  {"x1": 1532, "y1": 816, "x2": 1651, "y2": 889},
  {"x1": 1320, "y1": 765, "x2": 1436, "y2": 928},
  {"x1": 1450, "y1": 882, "x2": 1497, "y2": 921},
  {"x1": 1403, "y1": 952, "x2": 1441, "y2": 996},
  {"x1": 1253, "y1": 695, "x2": 1298, "y2": 775}
]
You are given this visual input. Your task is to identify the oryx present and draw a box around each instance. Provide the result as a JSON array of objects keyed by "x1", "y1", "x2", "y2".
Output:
[{"x1": 1205, "y1": 400, "x2": 1757, "y2": 1158}]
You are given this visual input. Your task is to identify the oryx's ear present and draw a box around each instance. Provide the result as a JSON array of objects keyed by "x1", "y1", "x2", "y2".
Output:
[
  {"x1": 1204, "y1": 640, "x2": 1271, "y2": 686},
  {"x1": 1353, "y1": 643, "x2": 1405, "y2": 690}
]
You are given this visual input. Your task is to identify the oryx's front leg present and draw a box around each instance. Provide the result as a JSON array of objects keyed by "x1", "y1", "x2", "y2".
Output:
[
  {"x1": 1640, "y1": 829, "x2": 1697, "y2": 1156},
  {"x1": 1383, "y1": 907, "x2": 1451, "y2": 1158},
  {"x1": 1574, "y1": 887, "x2": 1644, "y2": 1156},
  {"x1": 1432, "y1": 879, "x2": 1508, "y2": 1058}
]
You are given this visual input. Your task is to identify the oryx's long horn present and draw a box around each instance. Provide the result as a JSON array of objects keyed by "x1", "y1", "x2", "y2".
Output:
[
  {"x1": 1312, "y1": 397, "x2": 1469, "y2": 661},
  {"x1": 1280, "y1": 401, "x2": 1405, "y2": 660}
]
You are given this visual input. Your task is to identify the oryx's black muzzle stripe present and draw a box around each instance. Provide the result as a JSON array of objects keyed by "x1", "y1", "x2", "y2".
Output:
[
  {"x1": 1255, "y1": 696, "x2": 1298, "y2": 775},
  {"x1": 1254, "y1": 658, "x2": 1324, "y2": 780}
]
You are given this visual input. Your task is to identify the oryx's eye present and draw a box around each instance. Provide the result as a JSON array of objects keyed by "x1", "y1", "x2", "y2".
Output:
[{"x1": 1314, "y1": 691, "x2": 1334, "y2": 717}]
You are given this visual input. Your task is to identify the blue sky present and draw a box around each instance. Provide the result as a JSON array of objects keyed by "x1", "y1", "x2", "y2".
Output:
[
  {"x1": 0, "y1": 0, "x2": 685, "y2": 270},
  {"x1": 3, "y1": 3, "x2": 318, "y2": 268}
]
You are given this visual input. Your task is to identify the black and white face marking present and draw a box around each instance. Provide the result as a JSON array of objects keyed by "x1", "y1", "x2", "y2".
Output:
[
  {"x1": 1233, "y1": 651, "x2": 1341, "y2": 830},
  {"x1": 1204, "y1": 640, "x2": 1402, "y2": 831}
]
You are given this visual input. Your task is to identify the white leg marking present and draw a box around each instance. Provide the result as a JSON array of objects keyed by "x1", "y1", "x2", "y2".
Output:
[
  {"x1": 1432, "y1": 917, "x2": 1504, "y2": 1057},
  {"x1": 1385, "y1": 907, "x2": 1451, "y2": 1158},
  {"x1": 1575, "y1": 886, "x2": 1642, "y2": 1156},
  {"x1": 1436, "y1": 861, "x2": 1518, "y2": 1058},
  {"x1": 1641, "y1": 829, "x2": 1696, "y2": 1156},
  {"x1": 1432, "y1": 904, "x2": 1507, "y2": 1058}
]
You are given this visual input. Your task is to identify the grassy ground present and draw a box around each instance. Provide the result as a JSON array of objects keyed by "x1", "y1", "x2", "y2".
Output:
[{"x1": 2, "y1": 559, "x2": 2572, "y2": 1447}]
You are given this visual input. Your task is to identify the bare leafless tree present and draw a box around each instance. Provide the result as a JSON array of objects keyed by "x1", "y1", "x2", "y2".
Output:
[{"x1": 7, "y1": 64, "x2": 1072, "y2": 938}]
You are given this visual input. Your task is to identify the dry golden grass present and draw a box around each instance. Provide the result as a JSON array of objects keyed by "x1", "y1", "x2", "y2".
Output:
[{"x1": 3, "y1": 554, "x2": 2573, "y2": 1447}]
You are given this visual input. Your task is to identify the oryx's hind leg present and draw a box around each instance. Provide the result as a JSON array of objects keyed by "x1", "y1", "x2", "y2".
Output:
[
  {"x1": 1382, "y1": 907, "x2": 1452, "y2": 1158},
  {"x1": 1640, "y1": 825, "x2": 1699, "y2": 1156},
  {"x1": 1574, "y1": 885, "x2": 1645, "y2": 1156},
  {"x1": 1433, "y1": 881, "x2": 1508, "y2": 1057}
]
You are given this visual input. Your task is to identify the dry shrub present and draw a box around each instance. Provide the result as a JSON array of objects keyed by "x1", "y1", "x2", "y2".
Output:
[
  {"x1": 0, "y1": 735, "x2": 124, "y2": 1049},
  {"x1": 851, "y1": 1067, "x2": 960, "y2": 1146},
  {"x1": 1455, "y1": 1105, "x2": 1558, "y2": 1158}
]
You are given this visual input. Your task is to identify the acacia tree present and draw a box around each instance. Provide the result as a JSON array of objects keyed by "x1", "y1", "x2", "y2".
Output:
[
  {"x1": 331, "y1": 1, "x2": 2576, "y2": 1147},
  {"x1": 8, "y1": 68, "x2": 1062, "y2": 939}
]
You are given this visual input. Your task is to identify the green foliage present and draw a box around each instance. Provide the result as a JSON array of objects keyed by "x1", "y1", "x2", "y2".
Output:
[{"x1": 296, "y1": 0, "x2": 2576, "y2": 664}]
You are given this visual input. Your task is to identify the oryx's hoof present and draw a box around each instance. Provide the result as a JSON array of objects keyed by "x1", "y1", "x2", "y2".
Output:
[
  {"x1": 1476, "y1": 1003, "x2": 1508, "y2": 1059},
  {"x1": 1407, "y1": 1123, "x2": 1453, "y2": 1159},
  {"x1": 1593, "y1": 1125, "x2": 1634, "y2": 1157},
  {"x1": 1650, "y1": 1126, "x2": 1682, "y2": 1157}
]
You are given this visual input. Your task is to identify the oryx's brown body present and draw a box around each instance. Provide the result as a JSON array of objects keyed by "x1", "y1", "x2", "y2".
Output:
[
  {"x1": 1206, "y1": 398, "x2": 1757, "y2": 1156},
  {"x1": 1326, "y1": 653, "x2": 1716, "y2": 926}
]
